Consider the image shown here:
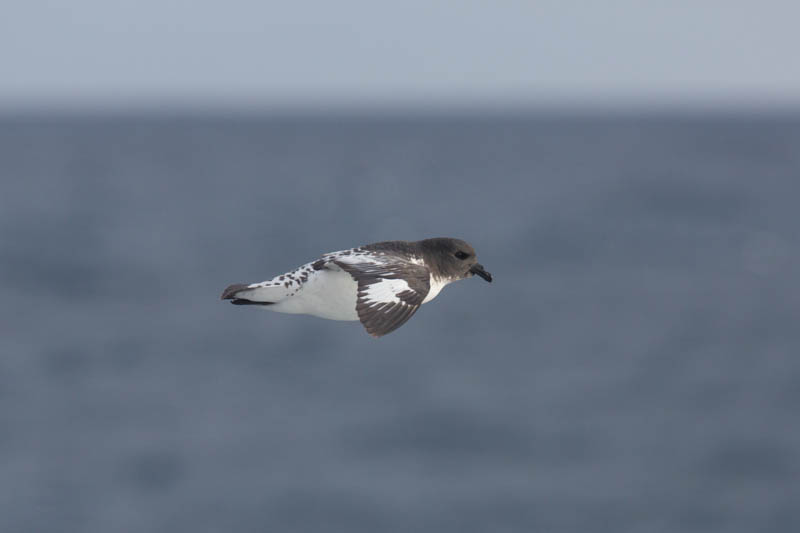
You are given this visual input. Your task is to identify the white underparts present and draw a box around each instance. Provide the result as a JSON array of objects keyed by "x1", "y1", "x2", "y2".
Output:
[
  {"x1": 423, "y1": 276, "x2": 452, "y2": 304},
  {"x1": 269, "y1": 267, "x2": 359, "y2": 321}
]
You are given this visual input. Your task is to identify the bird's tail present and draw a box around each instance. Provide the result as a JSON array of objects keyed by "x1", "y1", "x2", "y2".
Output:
[{"x1": 220, "y1": 282, "x2": 284, "y2": 305}]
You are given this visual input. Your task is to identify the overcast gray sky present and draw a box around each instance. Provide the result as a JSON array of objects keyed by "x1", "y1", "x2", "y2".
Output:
[{"x1": 2, "y1": 0, "x2": 799, "y2": 111}]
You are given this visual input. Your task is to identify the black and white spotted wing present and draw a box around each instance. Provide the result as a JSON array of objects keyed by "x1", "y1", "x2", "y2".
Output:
[{"x1": 330, "y1": 254, "x2": 431, "y2": 337}]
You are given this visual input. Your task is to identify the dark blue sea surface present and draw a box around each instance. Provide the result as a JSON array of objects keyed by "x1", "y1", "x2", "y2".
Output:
[{"x1": 1, "y1": 113, "x2": 799, "y2": 532}]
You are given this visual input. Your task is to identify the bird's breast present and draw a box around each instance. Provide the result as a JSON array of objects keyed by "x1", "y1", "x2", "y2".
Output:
[{"x1": 422, "y1": 276, "x2": 451, "y2": 304}]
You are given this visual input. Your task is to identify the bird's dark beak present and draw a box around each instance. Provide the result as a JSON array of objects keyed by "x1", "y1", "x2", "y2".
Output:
[{"x1": 469, "y1": 263, "x2": 492, "y2": 282}]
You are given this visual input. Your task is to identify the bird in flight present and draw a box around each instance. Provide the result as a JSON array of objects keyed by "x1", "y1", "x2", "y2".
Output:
[{"x1": 221, "y1": 237, "x2": 492, "y2": 337}]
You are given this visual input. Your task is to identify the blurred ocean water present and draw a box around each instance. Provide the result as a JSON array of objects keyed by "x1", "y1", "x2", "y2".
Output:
[{"x1": 1, "y1": 113, "x2": 799, "y2": 533}]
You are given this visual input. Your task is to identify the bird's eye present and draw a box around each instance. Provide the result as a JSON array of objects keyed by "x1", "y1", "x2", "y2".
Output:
[{"x1": 454, "y1": 251, "x2": 469, "y2": 260}]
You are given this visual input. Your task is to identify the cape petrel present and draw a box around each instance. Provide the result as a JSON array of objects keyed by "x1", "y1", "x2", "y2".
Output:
[{"x1": 221, "y1": 237, "x2": 492, "y2": 337}]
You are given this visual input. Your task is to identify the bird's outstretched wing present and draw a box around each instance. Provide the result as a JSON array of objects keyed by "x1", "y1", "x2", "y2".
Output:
[{"x1": 324, "y1": 253, "x2": 431, "y2": 337}]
